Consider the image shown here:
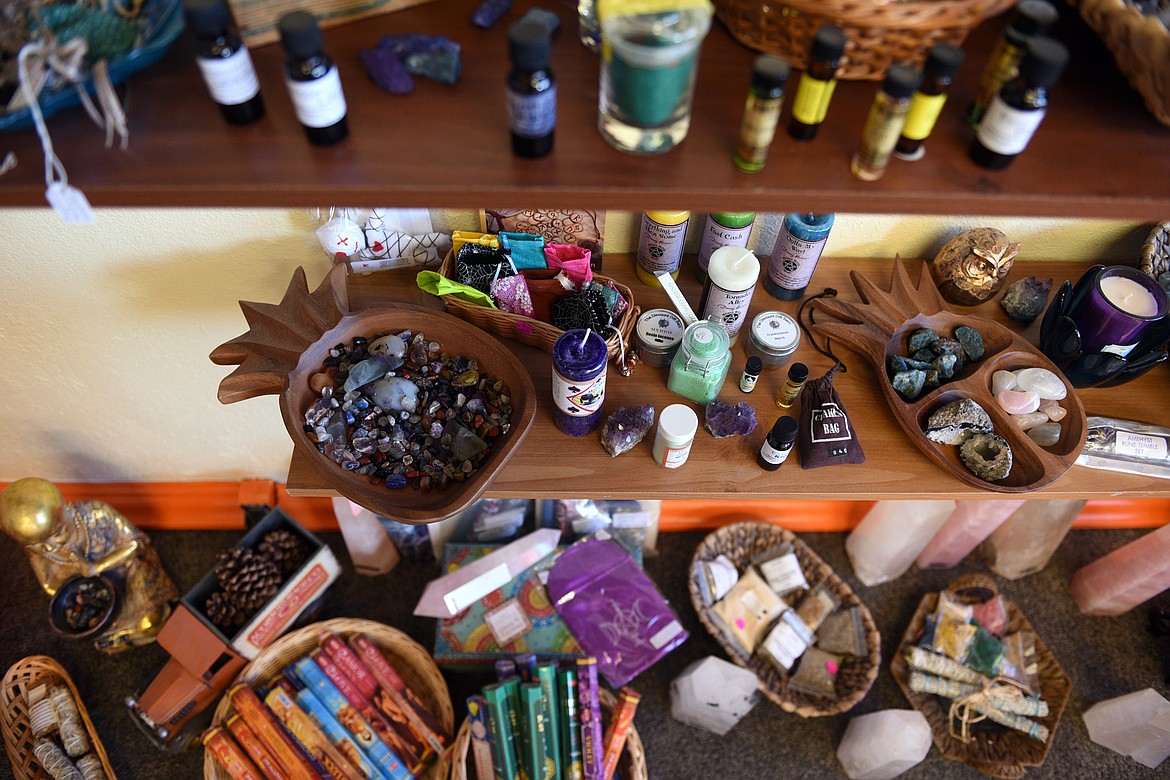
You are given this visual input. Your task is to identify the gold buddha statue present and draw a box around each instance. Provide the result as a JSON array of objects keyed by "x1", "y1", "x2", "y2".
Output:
[{"x1": 0, "y1": 478, "x2": 180, "y2": 653}]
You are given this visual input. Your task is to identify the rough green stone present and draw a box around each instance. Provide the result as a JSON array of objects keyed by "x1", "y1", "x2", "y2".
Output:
[
  {"x1": 892, "y1": 369, "x2": 927, "y2": 400},
  {"x1": 954, "y1": 326, "x2": 985, "y2": 362},
  {"x1": 908, "y1": 328, "x2": 940, "y2": 353}
]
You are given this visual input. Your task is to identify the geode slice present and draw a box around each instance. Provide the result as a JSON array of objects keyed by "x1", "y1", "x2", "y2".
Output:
[
  {"x1": 954, "y1": 326, "x2": 985, "y2": 361},
  {"x1": 959, "y1": 433, "x2": 1013, "y2": 481},
  {"x1": 999, "y1": 276, "x2": 1053, "y2": 324},
  {"x1": 924, "y1": 398, "x2": 993, "y2": 445},
  {"x1": 705, "y1": 401, "x2": 758, "y2": 438},
  {"x1": 600, "y1": 404, "x2": 655, "y2": 457}
]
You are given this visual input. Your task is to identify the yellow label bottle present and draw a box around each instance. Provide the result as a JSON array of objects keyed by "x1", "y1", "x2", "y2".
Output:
[
  {"x1": 636, "y1": 209, "x2": 691, "y2": 286},
  {"x1": 788, "y1": 25, "x2": 845, "y2": 141}
]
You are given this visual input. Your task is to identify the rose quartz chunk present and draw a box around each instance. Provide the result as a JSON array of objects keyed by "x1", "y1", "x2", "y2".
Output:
[
  {"x1": 997, "y1": 389, "x2": 1041, "y2": 414},
  {"x1": 1012, "y1": 411, "x2": 1050, "y2": 431},
  {"x1": 1040, "y1": 400, "x2": 1066, "y2": 422},
  {"x1": 916, "y1": 499, "x2": 1026, "y2": 569},
  {"x1": 1070, "y1": 522, "x2": 1170, "y2": 616}
]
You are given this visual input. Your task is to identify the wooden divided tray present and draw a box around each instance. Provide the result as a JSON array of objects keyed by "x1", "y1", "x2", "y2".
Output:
[
  {"x1": 810, "y1": 257, "x2": 1087, "y2": 493},
  {"x1": 210, "y1": 264, "x2": 537, "y2": 523}
]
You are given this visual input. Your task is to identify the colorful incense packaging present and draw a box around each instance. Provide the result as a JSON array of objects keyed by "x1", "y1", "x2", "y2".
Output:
[
  {"x1": 203, "y1": 725, "x2": 264, "y2": 780},
  {"x1": 227, "y1": 712, "x2": 293, "y2": 780},
  {"x1": 499, "y1": 675, "x2": 526, "y2": 770},
  {"x1": 535, "y1": 661, "x2": 562, "y2": 780},
  {"x1": 293, "y1": 688, "x2": 390, "y2": 780},
  {"x1": 265, "y1": 686, "x2": 366, "y2": 780},
  {"x1": 227, "y1": 683, "x2": 319, "y2": 780},
  {"x1": 349, "y1": 633, "x2": 453, "y2": 753},
  {"x1": 482, "y1": 681, "x2": 522, "y2": 780},
  {"x1": 600, "y1": 687, "x2": 641, "y2": 780},
  {"x1": 557, "y1": 667, "x2": 584, "y2": 780},
  {"x1": 576, "y1": 658, "x2": 604, "y2": 780},
  {"x1": 521, "y1": 682, "x2": 553, "y2": 780},
  {"x1": 466, "y1": 695, "x2": 497, "y2": 780}
]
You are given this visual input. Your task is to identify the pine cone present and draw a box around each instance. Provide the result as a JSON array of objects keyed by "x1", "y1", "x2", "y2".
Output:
[
  {"x1": 204, "y1": 591, "x2": 244, "y2": 630},
  {"x1": 259, "y1": 529, "x2": 309, "y2": 576},
  {"x1": 219, "y1": 550, "x2": 282, "y2": 611},
  {"x1": 214, "y1": 546, "x2": 254, "y2": 591}
]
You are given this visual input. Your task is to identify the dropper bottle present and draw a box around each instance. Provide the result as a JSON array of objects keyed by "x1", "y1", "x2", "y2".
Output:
[
  {"x1": 788, "y1": 26, "x2": 846, "y2": 142},
  {"x1": 894, "y1": 43, "x2": 964, "y2": 161},
  {"x1": 850, "y1": 63, "x2": 921, "y2": 181}
]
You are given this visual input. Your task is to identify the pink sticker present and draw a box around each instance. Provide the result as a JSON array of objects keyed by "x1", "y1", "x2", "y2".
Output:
[
  {"x1": 826, "y1": 661, "x2": 839, "y2": 674},
  {"x1": 735, "y1": 618, "x2": 747, "y2": 630}
]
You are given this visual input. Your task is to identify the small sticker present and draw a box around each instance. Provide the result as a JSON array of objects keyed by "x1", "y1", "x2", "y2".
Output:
[
  {"x1": 483, "y1": 598, "x2": 532, "y2": 647},
  {"x1": 650, "y1": 620, "x2": 684, "y2": 649}
]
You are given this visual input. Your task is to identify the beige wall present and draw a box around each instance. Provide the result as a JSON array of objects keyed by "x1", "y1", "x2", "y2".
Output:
[{"x1": 0, "y1": 207, "x2": 1151, "y2": 482}]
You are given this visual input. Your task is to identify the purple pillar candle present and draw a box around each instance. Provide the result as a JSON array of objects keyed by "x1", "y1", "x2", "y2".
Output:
[
  {"x1": 1068, "y1": 265, "x2": 1168, "y2": 356},
  {"x1": 552, "y1": 329, "x2": 608, "y2": 436}
]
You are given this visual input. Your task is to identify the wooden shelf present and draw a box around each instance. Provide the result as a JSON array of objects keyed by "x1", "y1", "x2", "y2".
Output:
[
  {"x1": 1, "y1": 0, "x2": 1169, "y2": 216},
  {"x1": 286, "y1": 255, "x2": 1170, "y2": 503}
]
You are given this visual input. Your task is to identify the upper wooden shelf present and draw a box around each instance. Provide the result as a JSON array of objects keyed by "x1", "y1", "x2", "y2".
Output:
[
  {"x1": 286, "y1": 255, "x2": 1170, "y2": 502},
  {"x1": 1, "y1": 0, "x2": 1168, "y2": 217}
]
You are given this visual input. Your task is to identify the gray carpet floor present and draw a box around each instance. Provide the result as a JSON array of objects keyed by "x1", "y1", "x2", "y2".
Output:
[{"x1": 1, "y1": 525, "x2": 1167, "y2": 779}]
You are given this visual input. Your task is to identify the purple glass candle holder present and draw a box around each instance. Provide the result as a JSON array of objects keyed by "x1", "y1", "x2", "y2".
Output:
[
  {"x1": 552, "y1": 329, "x2": 608, "y2": 436},
  {"x1": 1067, "y1": 265, "x2": 1168, "y2": 356}
]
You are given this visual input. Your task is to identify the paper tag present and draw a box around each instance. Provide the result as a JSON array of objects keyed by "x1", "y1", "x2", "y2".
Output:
[
  {"x1": 483, "y1": 598, "x2": 532, "y2": 647},
  {"x1": 650, "y1": 619, "x2": 684, "y2": 649},
  {"x1": 46, "y1": 181, "x2": 94, "y2": 224},
  {"x1": 757, "y1": 553, "x2": 808, "y2": 595},
  {"x1": 1116, "y1": 430, "x2": 1168, "y2": 460}
]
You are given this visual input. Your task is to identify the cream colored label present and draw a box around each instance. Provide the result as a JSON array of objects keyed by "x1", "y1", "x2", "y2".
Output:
[
  {"x1": 977, "y1": 97, "x2": 1045, "y2": 155},
  {"x1": 791, "y1": 76, "x2": 836, "y2": 124},
  {"x1": 902, "y1": 93, "x2": 947, "y2": 141},
  {"x1": 736, "y1": 95, "x2": 783, "y2": 160}
]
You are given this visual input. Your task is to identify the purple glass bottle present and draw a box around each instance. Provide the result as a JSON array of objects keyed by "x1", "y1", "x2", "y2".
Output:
[{"x1": 553, "y1": 329, "x2": 608, "y2": 436}]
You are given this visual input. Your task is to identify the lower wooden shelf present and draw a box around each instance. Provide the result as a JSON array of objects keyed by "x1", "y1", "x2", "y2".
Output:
[{"x1": 285, "y1": 255, "x2": 1170, "y2": 502}]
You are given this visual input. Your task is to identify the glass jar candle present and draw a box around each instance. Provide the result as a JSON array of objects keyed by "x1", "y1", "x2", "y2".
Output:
[
  {"x1": 635, "y1": 308, "x2": 685, "y2": 367},
  {"x1": 552, "y1": 329, "x2": 608, "y2": 436},
  {"x1": 653, "y1": 403, "x2": 699, "y2": 468},
  {"x1": 667, "y1": 320, "x2": 731, "y2": 404},
  {"x1": 745, "y1": 310, "x2": 800, "y2": 367}
]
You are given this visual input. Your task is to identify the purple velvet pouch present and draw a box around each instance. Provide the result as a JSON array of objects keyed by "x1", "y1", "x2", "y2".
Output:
[{"x1": 546, "y1": 539, "x2": 687, "y2": 687}]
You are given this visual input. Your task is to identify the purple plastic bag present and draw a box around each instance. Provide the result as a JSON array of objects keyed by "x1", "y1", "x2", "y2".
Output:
[{"x1": 546, "y1": 539, "x2": 687, "y2": 687}]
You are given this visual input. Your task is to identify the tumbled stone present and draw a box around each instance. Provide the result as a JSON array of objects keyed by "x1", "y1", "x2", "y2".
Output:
[
  {"x1": 960, "y1": 433, "x2": 1013, "y2": 481},
  {"x1": 343, "y1": 355, "x2": 394, "y2": 392},
  {"x1": 600, "y1": 405, "x2": 655, "y2": 457},
  {"x1": 991, "y1": 370, "x2": 1018, "y2": 395},
  {"x1": 1028, "y1": 422, "x2": 1062, "y2": 447},
  {"x1": 907, "y1": 328, "x2": 939, "y2": 353},
  {"x1": 892, "y1": 370, "x2": 927, "y2": 400},
  {"x1": 369, "y1": 334, "x2": 406, "y2": 358},
  {"x1": 953, "y1": 325, "x2": 985, "y2": 361},
  {"x1": 997, "y1": 389, "x2": 1040, "y2": 415},
  {"x1": 1040, "y1": 400, "x2": 1066, "y2": 422},
  {"x1": 368, "y1": 376, "x2": 419, "y2": 412},
  {"x1": 999, "y1": 275, "x2": 1053, "y2": 324},
  {"x1": 925, "y1": 398, "x2": 993, "y2": 445},
  {"x1": 1015, "y1": 367, "x2": 1067, "y2": 400},
  {"x1": 1011, "y1": 411, "x2": 1050, "y2": 431},
  {"x1": 705, "y1": 401, "x2": 758, "y2": 438}
]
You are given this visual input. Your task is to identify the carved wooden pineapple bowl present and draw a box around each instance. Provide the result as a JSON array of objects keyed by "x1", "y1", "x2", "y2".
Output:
[
  {"x1": 211, "y1": 266, "x2": 537, "y2": 523},
  {"x1": 811, "y1": 258, "x2": 1086, "y2": 493}
]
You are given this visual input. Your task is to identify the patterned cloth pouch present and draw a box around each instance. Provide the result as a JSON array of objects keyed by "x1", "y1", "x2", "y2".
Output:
[
  {"x1": 490, "y1": 274, "x2": 535, "y2": 318},
  {"x1": 544, "y1": 244, "x2": 593, "y2": 286},
  {"x1": 552, "y1": 282, "x2": 616, "y2": 337},
  {"x1": 456, "y1": 243, "x2": 516, "y2": 294},
  {"x1": 546, "y1": 539, "x2": 687, "y2": 687}
]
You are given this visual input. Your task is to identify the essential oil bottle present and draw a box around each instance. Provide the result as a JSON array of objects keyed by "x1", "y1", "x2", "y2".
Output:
[
  {"x1": 184, "y1": 0, "x2": 264, "y2": 125},
  {"x1": 758, "y1": 415, "x2": 798, "y2": 470},
  {"x1": 506, "y1": 20, "x2": 557, "y2": 158},
  {"x1": 970, "y1": 37, "x2": 1068, "y2": 170},
  {"x1": 279, "y1": 11, "x2": 348, "y2": 146},
  {"x1": 965, "y1": 0, "x2": 1058, "y2": 126},
  {"x1": 788, "y1": 25, "x2": 846, "y2": 141},
  {"x1": 894, "y1": 43, "x2": 964, "y2": 161},
  {"x1": 851, "y1": 63, "x2": 921, "y2": 181},
  {"x1": 733, "y1": 55, "x2": 789, "y2": 173}
]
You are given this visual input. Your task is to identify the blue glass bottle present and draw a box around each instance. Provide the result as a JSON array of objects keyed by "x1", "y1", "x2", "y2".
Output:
[{"x1": 764, "y1": 212, "x2": 835, "y2": 301}]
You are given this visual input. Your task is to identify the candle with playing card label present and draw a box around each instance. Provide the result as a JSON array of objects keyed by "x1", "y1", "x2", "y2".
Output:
[{"x1": 553, "y1": 329, "x2": 608, "y2": 436}]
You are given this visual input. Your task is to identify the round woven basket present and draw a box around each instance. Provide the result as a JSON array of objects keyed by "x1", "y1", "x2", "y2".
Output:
[
  {"x1": 436, "y1": 251, "x2": 639, "y2": 364},
  {"x1": 1140, "y1": 221, "x2": 1170, "y2": 279},
  {"x1": 1, "y1": 655, "x2": 117, "y2": 780},
  {"x1": 714, "y1": 0, "x2": 1016, "y2": 80},
  {"x1": 688, "y1": 521, "x2": 881, "y2": 717},
  {"x1": 889, "y1": 576, "x2": 1072, "y2": 779},
  {"x1": 204, "y1": 618, "x2": 455, "y2": 780},
  {"x1": 447, "y1": 689, "x2": 648, "y2": 780},
  {"x1": 1075, "y1": 0, "x2": 1170, "y2": 127}
]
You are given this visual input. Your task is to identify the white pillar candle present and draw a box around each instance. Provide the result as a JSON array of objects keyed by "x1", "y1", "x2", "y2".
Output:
[
  {"x1": 700, "y1": 245, "x2": 760, "y2": 344},
  {"x1": 1100, "y1": 275, "x2": 1160, "y2": 317}
]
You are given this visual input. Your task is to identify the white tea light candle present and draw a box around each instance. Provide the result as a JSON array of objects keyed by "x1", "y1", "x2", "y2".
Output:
[{"x1": 1100, "y1": 275, "x2": 1160, "y2": 317}]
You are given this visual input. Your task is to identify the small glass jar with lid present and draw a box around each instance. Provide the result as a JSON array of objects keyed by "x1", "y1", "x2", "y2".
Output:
[
  {"x1": 745, "y1": 310, "x2": 800, "y2": 367},
  {"x1": 667, "y1": 320, "x2": 731, "y2": 404}
]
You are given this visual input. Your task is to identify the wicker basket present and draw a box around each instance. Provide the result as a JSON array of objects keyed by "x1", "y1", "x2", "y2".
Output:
[
  {"x1": 435, "y1": 251, "x2": 639, "y2": 363},
  {"x1": 889, "y1": 574, "x2": 1072, "y2": 779},
  {"x1": 1076, "y1": 0, "x2": 1170, "y2": 127},
  {"x1": 447, "y1": 689, "x2": 648, "y2": 780},
  {"x1": 1, "y1": 656, "x2": 117, "y2": 780},
  {"x1": 688, "y1": 521, "x2": 881, "y2": 717},
  {"x1": 714, "y1": 0, "x2": 1016, "y2": 80},
  {"x1": 204, "y1": 618, "x2": 455, "y2": 780},
  {"x1": 1140, "y1": 221, "x2": 1170, "y2": 279}
]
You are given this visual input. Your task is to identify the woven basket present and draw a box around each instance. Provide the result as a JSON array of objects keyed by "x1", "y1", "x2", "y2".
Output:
[
  {"x1": 447, "y1": 688, "x2": 648, "y2": 780},
  {"x1": 688, "y1": 521, "x2": 881, "y2": 717},
  {"x1": 714, "y1": 0, "x2": 1016, "y2": 80},
  {"x1": 435, "y1": 251, "x2": 639, "y2": 363},
  {"x1": 1140, "y1": 221, "x2": 1170, "y2": 279},
  {"x1": 1075, "y1": 0, "x2": 1170, "y2": 127},
  {"x1": 889, "y1": 574, "x2": 1072, "y2": 779},
  {"x1": 204, "y1": 618, "x2": 455, "y2": 780},
  {"x1": 1, "y1": 656, "x2": 117, "y2": 780}
]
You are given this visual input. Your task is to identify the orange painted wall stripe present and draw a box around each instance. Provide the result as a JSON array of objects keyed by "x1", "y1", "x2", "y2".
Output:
[{"x1": 0, "y1": 482, "x2": 1166, "y2": 533}]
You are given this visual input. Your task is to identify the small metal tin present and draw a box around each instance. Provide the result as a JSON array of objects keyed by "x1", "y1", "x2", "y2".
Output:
[
  {"x1": 746, "y1": 310, "x2": 800, "y2": 367},
  {"x1": 635, "y1": 308, "x2": 685, "y2": 367}
]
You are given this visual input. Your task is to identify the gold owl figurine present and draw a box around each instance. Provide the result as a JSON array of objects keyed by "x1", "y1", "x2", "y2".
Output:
[
  {"x1": 0, "y1": 478, "x2": 179, "y2": 653},
  {"x1": 929, "y1": 227, "x2": 1021, "y2": 306}
]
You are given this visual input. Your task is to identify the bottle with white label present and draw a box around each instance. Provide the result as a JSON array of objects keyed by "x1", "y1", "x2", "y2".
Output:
[
  {"x1": 758, "y1": 415, "x2": 797, "y2": 470},
  {"x1": 699, "y1": 245, "x2": 760, "y2": 344},
  {"x1": 506, "y1": 20, "x2": 556, "y2": 158},
  {"x1": 185, "y1": 0, "x2": 264, "y2": 125},
  {"x1": 970, "y1": 37, "x2": 1067, "y2": 170},
  {"x1": 279, "y1": 11, "x2": 348, "y2": 146},
  {"x1": 653, "y1": 403, "x2": 699, "y2": 468},
  {"x1": 764, "y1": 212, "x2": 835, "y2": 300}
]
